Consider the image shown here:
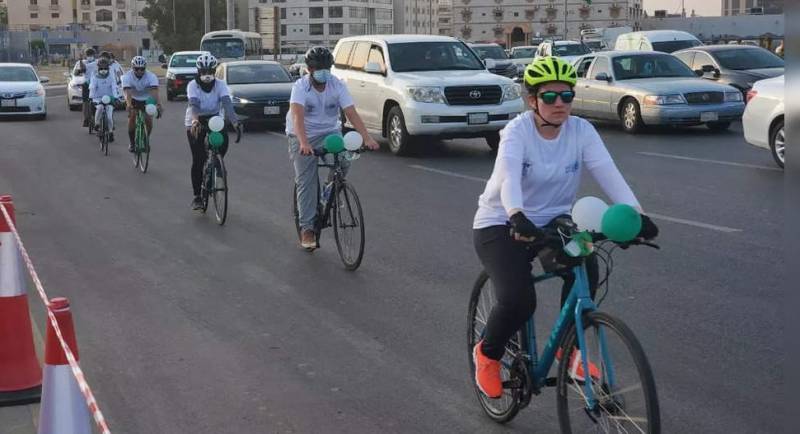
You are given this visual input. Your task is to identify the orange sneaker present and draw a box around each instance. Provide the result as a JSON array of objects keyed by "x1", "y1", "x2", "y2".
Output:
[
  {"x1": 558, "y1": 348, "x2": 601, "y2": 382},
  {"x1": 473, "y1": 340, "x2": 503, "y2": 399}
]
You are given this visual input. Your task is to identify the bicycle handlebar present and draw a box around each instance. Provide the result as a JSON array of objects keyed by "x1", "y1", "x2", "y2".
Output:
[
  {"x1": 312, "y1": 147, "x2": 369, "y2": 157},
  {"x1": 521, "y1": 225, "x2": 660, "y2": 252}
]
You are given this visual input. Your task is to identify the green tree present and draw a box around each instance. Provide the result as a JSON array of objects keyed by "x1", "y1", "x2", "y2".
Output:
[
  {"x1": 141, "y1": 0, "x2": 227, "y2": 54},
  {"x1": 0, "y1": 5, "x2": 8, "y2": 26}
]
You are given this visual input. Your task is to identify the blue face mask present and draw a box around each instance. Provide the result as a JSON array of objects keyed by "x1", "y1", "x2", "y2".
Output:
[{"x1": 312, "y1": 69, "x2": 331, "y2": 84}]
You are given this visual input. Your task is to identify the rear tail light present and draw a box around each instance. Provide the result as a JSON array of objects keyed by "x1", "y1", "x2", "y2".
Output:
[{"x1": 746, "y1": 89, "x2": 758, "y2": 104}]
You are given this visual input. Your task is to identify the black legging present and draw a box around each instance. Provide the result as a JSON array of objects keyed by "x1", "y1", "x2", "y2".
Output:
[
  {"x1": 187, "y1": 126, "x2": 228, "y2": 197},
  {"x1": 474, "y1": 221, "x2": 599, "y2": 361}
]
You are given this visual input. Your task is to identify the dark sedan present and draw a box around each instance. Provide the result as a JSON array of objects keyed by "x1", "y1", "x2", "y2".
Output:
[
  {"x1": 216, "y1": 61, "x2": 294, "y2": 126},
  {"x1": 673, "y1": 45, "x2": 784, "y2": 96}
]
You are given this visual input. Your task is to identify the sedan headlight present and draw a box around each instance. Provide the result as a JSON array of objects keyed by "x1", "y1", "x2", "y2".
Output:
[
  {"x1": 503, "y1": 83, "x2": 522, "y2": 101},
  {"x1": 232, "y1": 95, "x2": 252, "y2": 104},
  {"x1": 166, "y1": 72, "x2": 176, "y2": 80},
  {"x1": 407, "y1": 86, "x2": 446, "y2": 104},
  {"x1": 643, "y1": 94, "x2": 686, "y2": 105},
  {"x1": 25, "y1": 88, "x2": 45, "y2": 97},
  {"x1": 724, "y1": 91, "x2": 743, "y2": 102}
]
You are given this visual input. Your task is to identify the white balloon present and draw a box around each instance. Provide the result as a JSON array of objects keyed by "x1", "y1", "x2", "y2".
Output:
[
  {"x1": 343, "y1": 131, "x2": 363, "y2": 151},
  {"x1": 208, "y1": 115, "x2": 225, "y2": 132},
  {"x1": 145, "y1": 104, "x2": 158, "y2": 117},
  {"x1": 572, "y1": 196, "x2": 609, "y2": 232},
  {"x1": 101, "y1": 95, "x2": 111, "y2": 105}
]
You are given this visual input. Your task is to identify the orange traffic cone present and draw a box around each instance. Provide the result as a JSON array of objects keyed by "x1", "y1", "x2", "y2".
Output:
[
  {"x1": 0, "y1": 195, "x2": 42, "y2": 406},
  {"x1": 38, "y1": 297, "x2": 91, "y2": 434}
]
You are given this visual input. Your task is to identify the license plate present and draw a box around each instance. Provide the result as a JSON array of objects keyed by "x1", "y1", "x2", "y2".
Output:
[
  {"x1": 700, "y1": 112, "x2": 718, "y2": 122},
  {"x1": 264, "y1": 106, "x2": 280, "y2": 115},
  {"x1": 0, "y1": 99, "x2": 15, "y2": 107},
  {"x1": 468, "y1": 112, "x2": 489, "y2": 125}
]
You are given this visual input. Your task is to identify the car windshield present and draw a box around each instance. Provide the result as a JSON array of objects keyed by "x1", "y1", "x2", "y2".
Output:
[
  {"x1": 612, "y1": 54, "x2": 696, "y2": 80},
  {"x1": 713, "y1": 48, "x2": 784, "y2": 70},
  {"x1": 226, "y1": 64, "x2": 291, "y2": 84},
  {"x1": 651, "y1": 39, "x2": 702, "y2": 53},
  {"x1": 511, "y1": 48, "x2": 537, "y2": 58},
  {"x1": 388, "y1": 42, "x2": 484, "y2": 72},
  {"x1": 0, "y1": 67, "x2": 37, "y2": 82},
  {"x1": 553, "y1": 44, "x2": 591, "y2": 56},
  {"x1": 200, "y1": 38, "x2": 244, "y2": 59},
  {"x1": 170, "y1": 54, "x2": 201, "y2": 67},
  {"x1": 471, "y1": 45, "x2": 509, "y2": 60},
  {"x1": 584, "y1": 41, "x2": 604, "y2": 51}
]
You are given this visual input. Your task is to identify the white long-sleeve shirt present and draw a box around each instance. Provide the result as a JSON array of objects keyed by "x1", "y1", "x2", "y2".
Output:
[
  {"x1": 89, "y1": 74, "x2": 122, "y2": 102},
  {"x1": 473, "y1": 113, "x2": 640, "y2": 229}
]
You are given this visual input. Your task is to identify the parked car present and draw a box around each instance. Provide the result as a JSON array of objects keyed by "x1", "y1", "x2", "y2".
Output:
[
  {"x1": 614, "y1": 30, "x2": 702, "y2": 53},
  {"x1": 0, "y1": 63, "x2": 48, "y2": 120},
  {"x1": 332, "y1": 35, "x2": 525, "y2": 155},
  {"x1": 571, "y1": 51, "x2": 745, "y2": 133},
  {"x1": 215, "y1": 60, "x2": 294, "y2": 127},
  {"x1": 673, "y1": 45, "x2": 784, "y2": 96},
  {"x1": 508, "y1": 45, "x2": 539, "y2": 76},
  {"x1": 163, "y1": 50, "x2": 206, "y2": 100},
  {"x1": 743, "y1": 75, "x2": 784, "y2": 168},
  {"x1": 65, "y1": 70, "x2": 85, "y2": 111},
  {"x1": 468, "y1": 43, "x2": 518, "y2": 79}
]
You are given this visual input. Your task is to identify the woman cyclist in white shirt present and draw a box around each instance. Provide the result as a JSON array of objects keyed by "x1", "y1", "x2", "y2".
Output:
[{"x1": 471, "y1": 56, "x2": 659, "y2": 399}]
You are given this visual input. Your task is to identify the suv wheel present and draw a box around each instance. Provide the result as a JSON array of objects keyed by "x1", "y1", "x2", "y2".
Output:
[
  {"x1": 485, "y1": 131, "x2": 500, "y2": 152},
  {"x1": 387, "y1": 106, "x2": 414, "y2": 155}
]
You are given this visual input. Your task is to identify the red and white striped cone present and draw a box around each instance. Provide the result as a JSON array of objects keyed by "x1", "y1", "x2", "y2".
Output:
[
  {"x1": 0, "y1": 195, "x2": 42, "y2": 406},
  {"x1": 38, "y1": 297, "x2": 91, "y2": 434}
]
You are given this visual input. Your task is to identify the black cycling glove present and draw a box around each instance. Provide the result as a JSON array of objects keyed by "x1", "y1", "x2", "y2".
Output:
[
  {"x1": 509, "y1": 212, "x2": 543, "y2": 240},
  {"x1": 638, "y1": 214, "x2": 659, "y2": 240}
]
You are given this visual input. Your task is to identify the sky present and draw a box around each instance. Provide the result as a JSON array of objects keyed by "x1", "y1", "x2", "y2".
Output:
[{"x1": 643, "y1": 0, "x2": 722, "y2": 17}]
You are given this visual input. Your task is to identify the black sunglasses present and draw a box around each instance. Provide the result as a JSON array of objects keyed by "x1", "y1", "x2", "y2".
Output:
[
  {"x1": 538, "y1": 90, "x2": 575, "y2": 105},
  {"x1": 133, "y1": 67, "x2": 145, "y2": 72}
]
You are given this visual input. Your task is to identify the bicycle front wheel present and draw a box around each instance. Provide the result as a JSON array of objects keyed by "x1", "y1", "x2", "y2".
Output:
[
  {"x1": 211, "y1": 154, "x2": 228, "y2": 225},
  {"x1": 557, "y1": 311, "x2": 660, "y2": 434},
  {"x1": 138, "y1": 130, "x2": 150, "y2": 173},
  {"x1": 100, "y1": 118, "x2": 109, "y2": 156},
  {"x1": 331, "y1": 182, "x2": 364, "y2": 270},
  {"x1": 467, "y1": 271, "x2": 524, "y2": 424}
]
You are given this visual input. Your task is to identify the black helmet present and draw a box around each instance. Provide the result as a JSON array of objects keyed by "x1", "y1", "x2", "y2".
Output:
[
  {"x1": 99, "y1": 51, "x2": 111, "y2": 59},
  {"x1": 305, "y1": 46, "x2": 333, "y2": 70},
  {"x1": 85, "y1": 47, "x2": 96, "y2": 57},
  {"x1": 97, "y1": 59, "x2": 110, "y2": 69}
]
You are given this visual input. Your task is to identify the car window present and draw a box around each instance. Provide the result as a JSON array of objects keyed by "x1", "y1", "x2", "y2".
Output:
[
  {"x1": 349, "y1": 42, "x2": 371, "y2": 71},
  {"x1": 575, "y1": 57, "x2": 595, "y2": 78},
  {"x1": 226, "y1": 64, "x2": 291, "y2": 84},
  {"x1": 367, "y1": 46, "x2": 386, "y2": 73},
  {"x1": 471, "y1": 45, "x2": 509, "y2": 60},
  {"x1": 0, "y1": 67, "x2": 38, "y2": 82},
  {"x1": 713, "y1": 48, "x2": 784, "y2": 70},
  {"x1": 511, "y1": 48, "x2": 537, "y2": 58},
  {"x1": 673, "y1": 51, "x2": 695, "y2": 68},
  {"x1": 691, "y1": 52, "x2": 715, "y2": 70},
  {"x1": 387, "y1": 41, "x2": 484, "y2": 72},
  {"x1": 590, "y1": 57, "x2": 611, "y2": 79},
  {"x1": 613, "y1": 54, "x2": 696, "y2": 80},
  {"x1": 651, "y1": 39, "x2": 702, "y2": 53},
  {"x1": 553, "y1": 43, "x2": 591, "y2": 57},
  {"x1": 334, "y1": 42, "x2": 355, "y2": 68},
  {"x1": 170, "y1": 54, "x2": 200, "y2": 68}
]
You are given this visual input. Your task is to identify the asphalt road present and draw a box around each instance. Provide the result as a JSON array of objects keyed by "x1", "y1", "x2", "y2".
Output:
[{"x1": 0, "y1": 87, "x2": 783, "y2": 433}]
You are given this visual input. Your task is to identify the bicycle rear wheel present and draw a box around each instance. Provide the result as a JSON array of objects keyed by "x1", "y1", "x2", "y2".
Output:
[
  {"x1": 467, "y1": 271, "x2": 525, "y2": 424},
  {"x1": 557, "y1": 311, "x2": 660, "y2": 434},
  {"x1": 331, "y1": 182, "x2": 364, "y2": 270},
  {"x1": 99, "y1": 117, "x2": 109, "y2": 156},
  {"x1": 211, "y1": 154, "x2": 228, "y2": 225}
]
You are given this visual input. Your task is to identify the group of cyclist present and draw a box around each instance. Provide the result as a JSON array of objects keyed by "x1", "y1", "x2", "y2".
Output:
[{"x1": 73, "y1": 46, "x2": 660, "y2": 404}]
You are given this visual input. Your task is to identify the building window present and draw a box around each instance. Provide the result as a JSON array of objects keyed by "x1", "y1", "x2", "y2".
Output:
[
  {"x1": 376, "y1": 9, "x2": 392, "y2": 20},
  {"x1": 280, "y1": 9, "x2": 285, "y2": 19},
  {"x1": 30, "y1": 0, "x2": 38, "y2": 5},
  {"x1": 329, "y1": 6, "x2": 343, "y2": 18},
  {"x1": 330, "y1": 23, "x2": 343, "y2": 35},
  {"x1": 30, "y1": 13, "x2": 39, "y2": 19},
  {"x1": 96, "y1": 9, "x2": 112, "y2": 21},
  {"x1": 118, "y1": 11, "x2": 126, "y2": 20},
  {"x1": 82, "y1": 12, "x2": 91, "y2": 21},
  {"x1": 310, "y1": 7, "x2": 324, "y2": 18},
  {"x1": 281, "y1": 24, "x2": 286, "y2": 36},
  {"x1": 51, "y1": 0, "x2": 58, "y2": 5},
  {"x1": 52, "y1": 13, "x2": 59, "y2": 18},
  {"x1": 349, "y1": 7, "x2": 366, "y2": 18},
  {"x1": 310, "y1": 23, "x2": 324, "y2": 35},
  {"x1": 96, "y1": 0, "x2": 111, "y2": 6},
  {"x1": 349, "y1": 23, "x2": 366, "y2": 34},
  {"x1": 514, "y1": 12, "x2": 519, "y2": 17}
]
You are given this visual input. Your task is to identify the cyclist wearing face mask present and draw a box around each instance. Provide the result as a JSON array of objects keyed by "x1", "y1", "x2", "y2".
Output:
[
  {"x1": 73, "y1": 48, "x2": 98, "y2": 127},
  {"x1": 470, "y1": 56, "x2": 659, "y2": 399},
  {"x1": 122, "y1": 56, "x2": 162, "y2": 153},
  {"x1": 89, "y1": 58, "x2": 122, "y2": 141},
  {"x1": 287, "y1": 46, "x2": 379, "y2": 250},
  {"x1": 185, "y1": 53, "x2": 241, "y2": 211}
]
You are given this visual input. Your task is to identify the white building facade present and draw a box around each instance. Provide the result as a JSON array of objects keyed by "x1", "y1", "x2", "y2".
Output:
[
  {"x1": 452, "y1": 0, "x2": 643, "y2": 47},
  {"x1": 438, "y1": 0, "x2": 454, "y2": 35},
  {"x1": 394, "y1": 0, "x2": 438, "y2": 34}
]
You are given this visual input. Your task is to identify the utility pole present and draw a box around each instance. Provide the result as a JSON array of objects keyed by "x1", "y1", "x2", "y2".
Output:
[
  {"x1": 173, "y1": 0, "x2": 177, "y2": 33},
  {"x1": 204, "y1": 0, "x2": 211, "y2": 33},
  {"x1": 226, "y1": 0, "x2": 235, "y2": 29}
]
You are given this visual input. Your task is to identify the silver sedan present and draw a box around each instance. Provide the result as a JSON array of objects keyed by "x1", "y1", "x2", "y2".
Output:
[{"x1": 571, "y1": 51, "x2": 745, "y2": 133}]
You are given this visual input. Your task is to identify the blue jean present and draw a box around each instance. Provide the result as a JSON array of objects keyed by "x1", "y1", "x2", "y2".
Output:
[{"x1": 289, "y1": 134, "x2": 350, "y2": 231}]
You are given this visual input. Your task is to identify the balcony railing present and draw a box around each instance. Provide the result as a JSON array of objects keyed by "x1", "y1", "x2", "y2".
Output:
[{"x1": 28, "y1": 4, "x2": 39, "y2": 11}]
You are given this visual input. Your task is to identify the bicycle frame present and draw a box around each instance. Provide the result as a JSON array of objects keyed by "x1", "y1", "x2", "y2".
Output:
[{"x1": 315, "y1": 153, "x2": 347, "y2": 231}]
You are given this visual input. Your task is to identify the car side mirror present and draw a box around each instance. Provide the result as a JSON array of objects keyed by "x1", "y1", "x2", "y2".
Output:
[
  {"x1": 594, "y1": 72, "x2": 611, "y2": 82},
  {"x1": 364, "y1": 62, "x2": 383, "y2": 75},
  {"x1": 701, "y1": 64, "x2": 716, "y2": 73},
  {"x1": 39, "y1": 76, "x2": 50, "y2": 84},
  {"x1": 694, "y1": 69, "x2": 704, "y2": 77}
]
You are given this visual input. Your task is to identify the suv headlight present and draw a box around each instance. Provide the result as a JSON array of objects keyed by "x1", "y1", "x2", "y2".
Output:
[
  {"x1": 643, "y1": 94, "x2": 686, "y2": 105},
  {"x1": 503, "y1": 83, "x2": 522, "y2": 101},
  {"x1": 724, "y1": 91, "x2": 743, "y2": 102},
  {"x1": 166, "y1": 72, "x2": 176, "y2": 80},
  {"x1": 407, "y1": 86, "x2": 446, "y2": 104}
]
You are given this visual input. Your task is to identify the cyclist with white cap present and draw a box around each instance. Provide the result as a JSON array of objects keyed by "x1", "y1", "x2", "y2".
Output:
[{"x1": 121, "y1": 56, "x2": 162, "y2": 152}]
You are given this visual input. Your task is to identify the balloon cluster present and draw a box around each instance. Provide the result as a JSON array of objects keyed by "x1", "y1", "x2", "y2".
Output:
[
  {"x1": 208, "y1": 115, "x2": 225, "y2": 149},
  {"x1": 571, "y1": 196, "x2": 642, "y2": 243},
  {"x1": 323, "y1": 132, "x2": 363, "y2": 154}
]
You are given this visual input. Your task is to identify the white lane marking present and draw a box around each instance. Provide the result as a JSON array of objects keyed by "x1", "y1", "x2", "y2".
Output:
[
  {"x1": 637, "y1": 152, "x2": 781, "y2": 172},
  {"x1": 409, "y1": 164, "x2": 743, "y2": 233},
  {"x1": 266, "y1": 131, "x2": 285, "y2": 139}
]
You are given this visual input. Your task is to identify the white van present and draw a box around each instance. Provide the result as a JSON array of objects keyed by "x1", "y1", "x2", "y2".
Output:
[{"x1": 614, "y1": 30, "x2": 702, "y2": 53}]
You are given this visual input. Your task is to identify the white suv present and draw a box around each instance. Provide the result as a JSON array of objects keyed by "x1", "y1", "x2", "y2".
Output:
[
  {"x1": 332, "y1": 35, "x2": 525, "y2": 155},
  {"x1": 535, "y1": 40, "x2": 593, "y2": 65}
]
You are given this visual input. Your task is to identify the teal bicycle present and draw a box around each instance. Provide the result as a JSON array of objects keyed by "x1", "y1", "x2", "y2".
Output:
[{"x1": 467, "y1": 216, "x2": 661, "y2": 433}]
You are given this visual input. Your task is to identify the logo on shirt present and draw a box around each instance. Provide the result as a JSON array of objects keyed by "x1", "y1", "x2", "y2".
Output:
[
  {"x1": 565, "y1": 161, "x2": 580, "y2": 174},
  {"x1": 521, "y1": 160, "x2": 532, "y2": 177}
]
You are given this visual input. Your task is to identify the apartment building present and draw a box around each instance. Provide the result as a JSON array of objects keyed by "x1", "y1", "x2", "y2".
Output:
[
  {"x1": 7, "y1": 0, "x2": 148, "y2": 31},
  {"x1": 394, "y1": 0, "x2": 438, "y2": 34}
]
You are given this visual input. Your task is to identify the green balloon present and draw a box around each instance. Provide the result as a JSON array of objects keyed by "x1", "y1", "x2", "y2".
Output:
[
  {"x1": 601, "y1": 204, "x2": 642, "y2": 242},
  {"x1": 146, "y1": 96, "x2": 157, "y2": 105},
  {"x1": 323, "y1": 134, "x2": 345, "y2": 154},
  {"x1": 208, "y1": 131, "x2": 224, "y2": 148}
]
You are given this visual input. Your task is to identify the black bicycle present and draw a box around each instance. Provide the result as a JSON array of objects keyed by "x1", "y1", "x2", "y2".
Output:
[
  {"x1": 95, "y1": 97, "x2": 114, "y2": 156},
  {"x1": 292, "y1": 147, "x2": 366, "y2": 270},
  {"x1": 198, "y1": 118, "x2": 241, "y2": 226}
]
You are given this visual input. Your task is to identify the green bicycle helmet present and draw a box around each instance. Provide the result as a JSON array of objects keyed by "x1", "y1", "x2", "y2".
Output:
[{"x1": 524, "y1": 56, "x2": 578, "y2": 88}]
